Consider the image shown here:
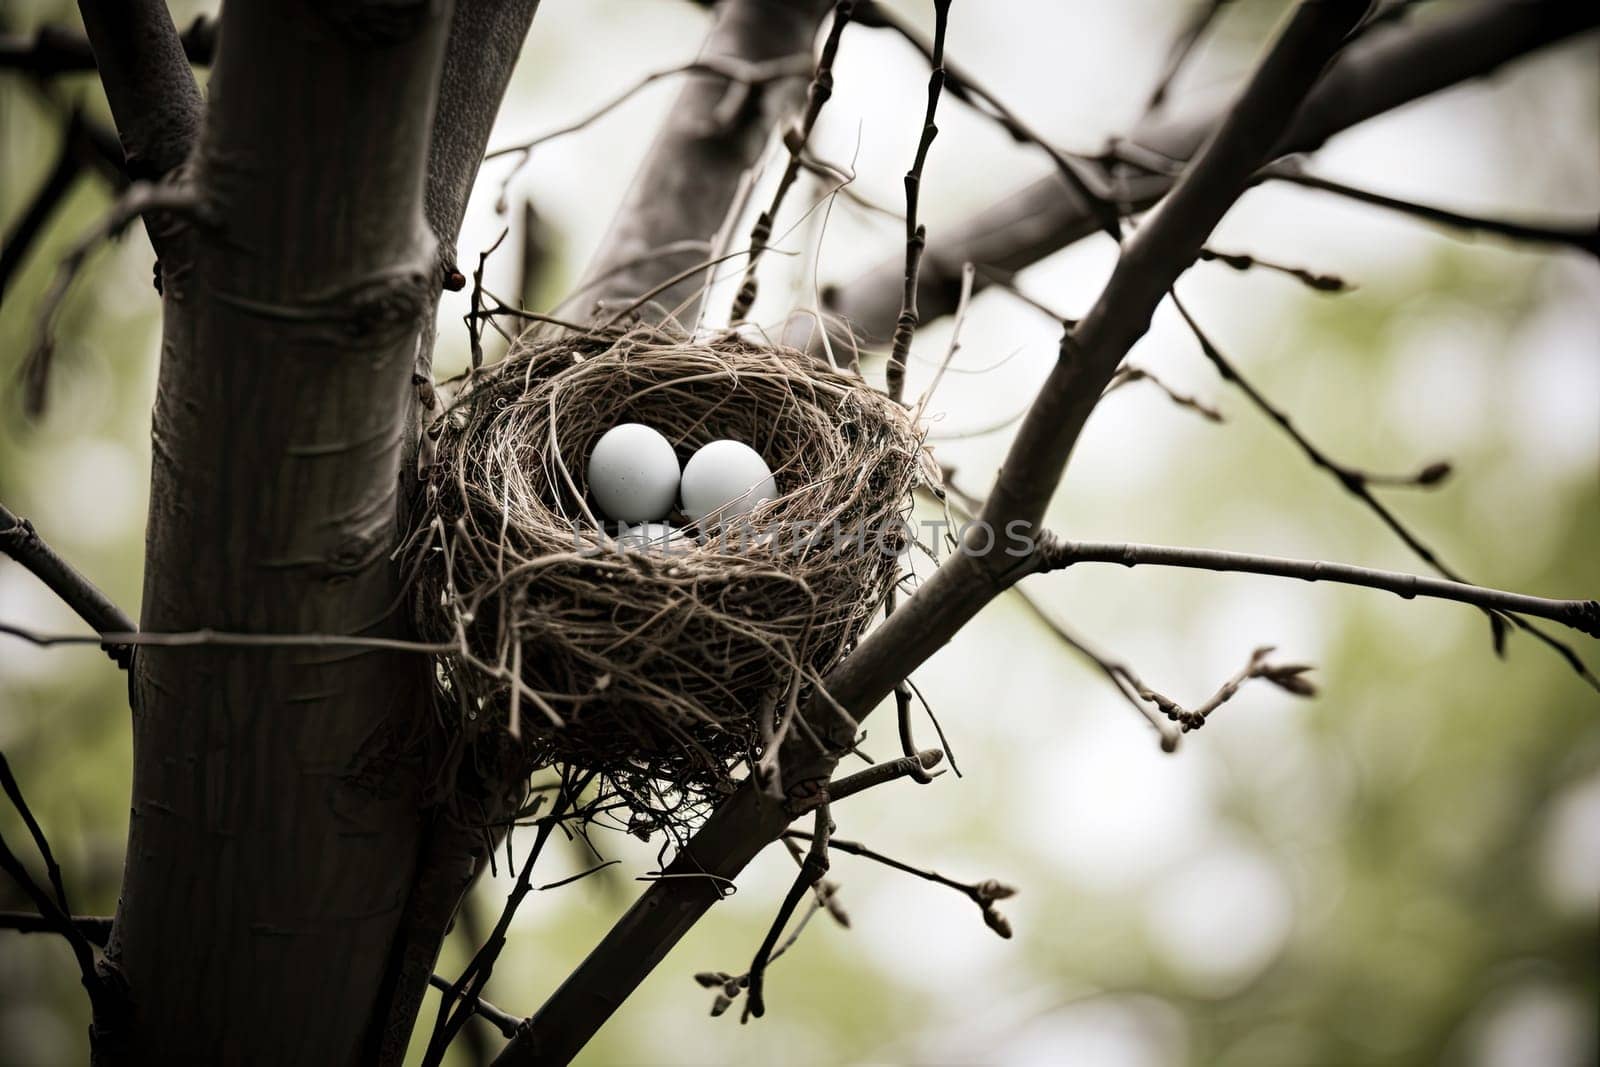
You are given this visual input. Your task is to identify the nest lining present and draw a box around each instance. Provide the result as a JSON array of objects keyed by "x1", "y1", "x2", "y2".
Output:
[{"x1": 405, "y1": 325, "x2": 927, "y2": 826}]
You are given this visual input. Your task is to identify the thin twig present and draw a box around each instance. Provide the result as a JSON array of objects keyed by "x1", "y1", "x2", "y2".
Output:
[
  {"x1": 425, "y1": 974, "x2": 521, "y2": 1039},
  {"x1": 423, "y1": 770, "x2": 594, "y2": 1066},
  {"x1": 0, "y1": 754, "x2": 73, "y2": 917},
  {"x1": 1032, "y1": 534, "x2": 1600, "y2": 639},
  {"x1": 807, "y1": 749, "x2": 944, "y2": 810},
  {"x1": 730, "y1": 0, "x2": 855, "y2": 323},
  {"x1": 1265, "y1": 162, "x2": 1600, "y2": 258},
  {"x1": 885, "y1": 0, "x2": 954, "y2": 405},
  {"x1": 1145, "y1": 0, "x2": 1233, "y2": 113},
  {"x1": 1199, "y1": 245, "x2": 1351, "y2": 292},
  {"x1": 1104, "y1": 365, "x2": 1224, "y2": 422},
  {"x1": 787, "y1": 829, "x2": 1018, "y2": 938},
  {"x1": 913, "y1": 260, "x2": 975, "y2": 418},
  {"x1": 0, "y1": 909, "x2": 112, "y2": 944},
  {"x1": 743, "y1": 803, "x2": 832, "y2": 1021},
  {"x1": 0, "y1": 623, "x2": 455, "y2": 656},
  {"x1": 0, "y1": 502, "x2": 136, "y2": 666},
  {"x1": 935, "y1": 476, "x2": 1179, "y2": 748},
  {"x1": 0, "y1": 755, "x2": 103, "y2": 1004}
]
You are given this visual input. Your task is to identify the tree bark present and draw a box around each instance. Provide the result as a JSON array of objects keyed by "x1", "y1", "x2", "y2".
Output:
[{"x1": 106, "y1": 0, "x2": 451, "y2": 1060}]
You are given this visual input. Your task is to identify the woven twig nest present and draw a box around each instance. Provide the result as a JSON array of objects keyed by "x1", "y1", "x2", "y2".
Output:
[{"x1": 405, "y1": 325, "x2": 926, "y2": 825}]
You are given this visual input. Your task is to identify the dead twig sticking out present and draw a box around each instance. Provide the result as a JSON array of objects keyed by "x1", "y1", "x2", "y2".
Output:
[
  {"x1": 1199, "y1": 245, "x2": 1352, "y2": 292},
  {"x1": 884, "y1": 0, "x2": 954, "y2": 405},
  {"x1": 787, "y1": 829, "x2": 1018, "y2": 938},
  {"x1": 1104, "y1": 365, "x2": 1225, "y2": 423},
  {"x1": 729, "y1": 0, "x2": 856, "y2": 323},
  {"x1": 742, "y1": 803, "x2": 832, "y2": 1021}
]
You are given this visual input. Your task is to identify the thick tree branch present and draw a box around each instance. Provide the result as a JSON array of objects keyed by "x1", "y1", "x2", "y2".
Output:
[
  {"x1": 491, "y1": 4, "x2": 1368, "y2": 1061},
  {"x1": 828, "y1": 0, "x2": 1600, "y2": 343},
  {"x1": 576, "y1": 0, "x2": 833, "y2": 323},
  {"x1": 422, "y1": 0, "x2": 543, "y2": 279},
  {"x1": 75, "y1": 1, "x2": 202, "y2": 198},
  {"x1": 110, "y1": 0, "x2": 454, "y2": 1061}
]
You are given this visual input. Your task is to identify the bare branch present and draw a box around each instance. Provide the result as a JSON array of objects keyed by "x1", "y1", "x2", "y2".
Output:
[
  {"x1": 1104, "y1": 365, "x2": 1224, "y2": 423},
  {"x1": 1031, "y1": 535, "x2": 1600, "y2": 639},
  {"x1": 0, "y1": 753, "x2": 122, "y2": 1032},
  {"x1": 1198, "y1": 245, "x2": 1351, "y2": 292},
  {"x1": 1265, "y1": 162, "x2": 1600, "y2": 258},
  {"x1": 0, "y1": 623, "x2": 455, "y2": 657},
  {"x1": 1170, "y1": 293, "x2": 1466, "y2": 550},
  {"x1": 742, "y1": 804, "x2": 831, "y2": 1021},
  {"x1": 0, "y1": 501, "x2": 135, "y2": 665},
  {"x1": 811, "y1": 749, "x2": 944, "y2": 809},
  {"x1": 853, "y1": 0, "x2": 1120, "y2": 241},
  {"x1": 424, "y1": 773, "x2": 592, "y2": 1066},
  {"x1": 0, "y1": 909, "x2": 112, "y2": 945},
  {"x1": 0, "y1": 754, "x2": 74, "y2": 916},
  {"x1": 829, "y1": 1, "x2": 1600, "y2": 343},
  {"x1": 486, "y1": 52, "x2": 815, "y2": 220}
]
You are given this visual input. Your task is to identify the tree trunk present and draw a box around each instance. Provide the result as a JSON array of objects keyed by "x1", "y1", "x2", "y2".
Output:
[{"x1": 105, "y1": 0, "x2": 449, "y2": 1060}]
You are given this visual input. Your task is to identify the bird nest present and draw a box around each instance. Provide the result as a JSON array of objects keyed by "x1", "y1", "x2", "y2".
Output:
[{"x1": 404, "y1": 325, "x2": 927, "y2": 829}]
